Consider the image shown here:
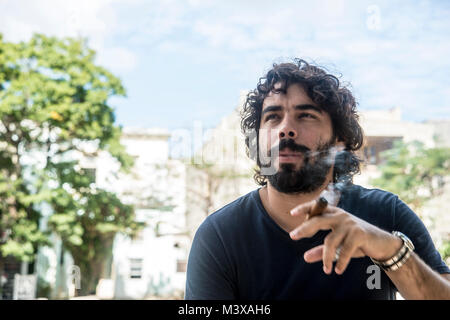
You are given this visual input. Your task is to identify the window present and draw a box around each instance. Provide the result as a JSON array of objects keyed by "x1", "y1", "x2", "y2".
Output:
[{"x1": 129, "y1": 258, "x2": 143, "y2": 279}]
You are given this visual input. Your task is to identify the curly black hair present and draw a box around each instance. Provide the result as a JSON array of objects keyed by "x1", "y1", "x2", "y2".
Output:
[{"x1": 240, "y1": 59, "x2": 364, "y2": 186}]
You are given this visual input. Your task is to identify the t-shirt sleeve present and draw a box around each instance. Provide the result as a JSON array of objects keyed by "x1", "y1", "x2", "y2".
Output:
[
  {"x1": 393, "y1": 196, "x2": 450, "y2": 275},
  {"x1": 185, "y1": 217, "x2": 236, "y2": 300}
]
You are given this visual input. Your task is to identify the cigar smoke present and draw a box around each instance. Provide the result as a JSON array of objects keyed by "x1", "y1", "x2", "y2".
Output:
[{"x1": 320, "y1": 149, "x2": 355, "y2": 205}]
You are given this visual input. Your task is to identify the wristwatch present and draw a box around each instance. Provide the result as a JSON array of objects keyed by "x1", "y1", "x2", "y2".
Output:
[{"x1": 370, "y1": 231, "x2": 415, "y2": 272}]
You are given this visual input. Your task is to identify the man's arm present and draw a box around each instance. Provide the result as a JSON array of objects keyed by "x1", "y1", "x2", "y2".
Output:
[
  {"x1": 367, "y1": 232, "x2": 450, "y2": 299},
  {"x1": 290, "y1": 200, "x2": 450, "y2": 299},
  {"x1": 385, "y1": 252, "x2": 450, "y2": 300}
]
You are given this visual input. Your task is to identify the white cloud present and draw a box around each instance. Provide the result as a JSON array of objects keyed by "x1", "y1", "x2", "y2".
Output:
[
  {"x1": 0, "y1": 0, "x2": 138, "y2": 73},
  {"x1": 0, "y1": 0, "x2": 114, "y2": 42}
]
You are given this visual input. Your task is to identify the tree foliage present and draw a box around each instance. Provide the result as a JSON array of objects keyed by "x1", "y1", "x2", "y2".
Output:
[
  {"x1": 371, "y1": 139, "x2": 450, "y2": 210},
  {"x1": 0, "y1": 33, "x2": 143, "y2": 296}
]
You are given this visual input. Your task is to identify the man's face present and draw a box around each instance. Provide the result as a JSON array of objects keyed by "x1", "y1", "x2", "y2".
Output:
[{"x1": 258, "y1": 82, "x2": 338, "y2": 194}]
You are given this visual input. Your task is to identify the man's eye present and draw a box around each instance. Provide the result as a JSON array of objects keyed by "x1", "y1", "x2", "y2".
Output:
[
  {"x1": 299, "y1": 113, "x2": 316, "y2": 119},
  {"x1": 265, "y1": 114, "x2": 279, "y2": 121}
]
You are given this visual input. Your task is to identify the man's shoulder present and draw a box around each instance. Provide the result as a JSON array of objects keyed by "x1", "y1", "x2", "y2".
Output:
[
  {"x1": 346, "y1": 184, "x2": 398, "y2": 204},
  {"x1": 208, "y1": 189, "x2": 259, "y2": 222},
  {"x1": 340, "y1": 184, "x2": 402, "y2": 230},
  {"x1": 193, "y1": 189, "x2": 259, "y2": 240}
]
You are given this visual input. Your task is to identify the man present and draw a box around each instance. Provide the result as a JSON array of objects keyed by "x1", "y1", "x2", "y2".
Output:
[{"x1": 185, "y1": 59, "x2": 450, "y2": 299}]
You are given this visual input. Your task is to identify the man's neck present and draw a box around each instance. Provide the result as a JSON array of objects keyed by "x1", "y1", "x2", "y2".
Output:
[{"x1": 259, "y1": 174, "x2": 335, "y2": 234}]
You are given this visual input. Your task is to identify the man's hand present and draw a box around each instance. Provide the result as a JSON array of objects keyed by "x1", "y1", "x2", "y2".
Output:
[{"x1": 289, "y1": 200, "x2": 402, "y2": 275}]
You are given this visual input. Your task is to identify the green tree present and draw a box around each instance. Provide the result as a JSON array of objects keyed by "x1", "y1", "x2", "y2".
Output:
[
  {"x1": 371, "y1": 139, "x2": 450, "y2": 262},
  {"x1": 371, "y1": 140, "x2": 450, "y2": 211},
  {"x1": 0, "y1": 33, "x2": 143, "y2": 297}
]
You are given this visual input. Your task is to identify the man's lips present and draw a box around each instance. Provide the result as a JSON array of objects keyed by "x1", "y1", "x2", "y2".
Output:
[
  {"x1": 278, "y1": 149, "x2": 304, "y2": 162},
  {"x1": 279, "y1": 152, "x2": 302, "y2": 156},
  {"x1": 279, "y1": 148, "x2": 304, "y2": 156}
]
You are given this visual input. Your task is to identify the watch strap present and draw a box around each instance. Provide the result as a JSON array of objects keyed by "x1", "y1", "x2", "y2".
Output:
[{"x1": 370, "y1": 231, "x2": 415, "y2": 272}]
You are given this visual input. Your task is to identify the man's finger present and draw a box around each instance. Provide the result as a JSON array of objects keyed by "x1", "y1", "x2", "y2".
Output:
[
  {"x1": 335, "y1": 246, "x2": 366, "y2": 275},
  {"x1": 289, "y1": 213, "x2": 337, "y2": 240},
  {"x1": 304, "y1": 245, "x2": 323, "y2": 263},
  {"x1": 323, "y1": 231, "x2": 346, "y2": 274},
  {"x1": 334, "y1": 238, "x2": 358, "y2": 275},
  {"x1": 290, "y1": 200, "x2": 316, "y2": 216}
]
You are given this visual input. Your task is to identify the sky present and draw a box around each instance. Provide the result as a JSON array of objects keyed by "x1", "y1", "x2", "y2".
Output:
[{"x1": 1, "y1": 0, "x2": 450, "y2": 134}]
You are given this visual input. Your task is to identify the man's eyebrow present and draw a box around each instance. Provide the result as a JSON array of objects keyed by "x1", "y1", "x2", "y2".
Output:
[
  {"x1": 261, "y1": 106, "x2": 282, "y2": 115},
  {"x1": 294, "y1": 104, "x2": 323, "y2": 114},
  {"x1": 262, "y1": 104, "x2": 323, "y2": 115}
]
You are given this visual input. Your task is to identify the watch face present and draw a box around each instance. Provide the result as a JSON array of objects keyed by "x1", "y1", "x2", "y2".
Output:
[{"x1": 395, "y1": 231, "x2": 415, "y2": 251}]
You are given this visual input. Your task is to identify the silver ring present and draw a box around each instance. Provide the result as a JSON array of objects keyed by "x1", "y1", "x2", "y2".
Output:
[{"x1": 334, "y1": 246, "x2": 342, "y2": 262}]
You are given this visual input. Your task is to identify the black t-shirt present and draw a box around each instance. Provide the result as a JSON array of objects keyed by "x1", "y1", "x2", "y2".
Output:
[{"x1": 185, "y1": 185, "x2": 450, "y2": 300}]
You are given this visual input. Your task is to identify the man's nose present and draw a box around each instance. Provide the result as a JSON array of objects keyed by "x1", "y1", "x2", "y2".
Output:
[{"x1": 278, "y1": 121, "x2": 297, "y2": 139}]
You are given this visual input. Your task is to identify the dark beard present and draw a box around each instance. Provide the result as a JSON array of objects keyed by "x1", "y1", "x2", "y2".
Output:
[{"x1": 265, "y1": 140, "x2": 333, "y2": 194}]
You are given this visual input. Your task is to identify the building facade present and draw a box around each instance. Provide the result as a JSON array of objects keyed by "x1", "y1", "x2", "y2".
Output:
[{"x1": 32, "y1": 128, "x2": 189, "y2": 299}]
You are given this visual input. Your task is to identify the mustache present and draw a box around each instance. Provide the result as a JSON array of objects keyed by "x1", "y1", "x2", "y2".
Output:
[{"x1": 270, "y1": 139, "x2": 310, "y2": 156}]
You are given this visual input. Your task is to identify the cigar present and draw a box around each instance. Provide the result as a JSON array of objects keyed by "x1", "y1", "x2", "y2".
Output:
[{"x1": 308, "y1": 196, "x2": 328, "y2": 218}]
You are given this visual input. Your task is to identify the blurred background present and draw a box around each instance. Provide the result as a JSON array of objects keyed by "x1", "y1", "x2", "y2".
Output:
[{"x1": 0, "y1": 0, "x2": 449, "y2": 299}]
